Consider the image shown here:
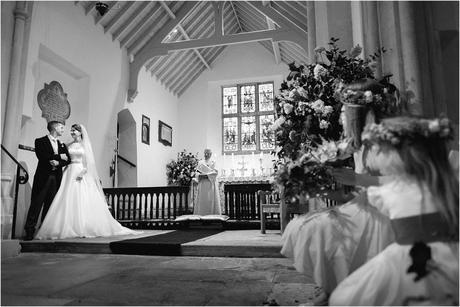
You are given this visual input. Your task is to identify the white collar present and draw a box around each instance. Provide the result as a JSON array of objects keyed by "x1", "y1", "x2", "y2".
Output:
[{"x1": 48, "y1": 134, "x2": 58, "y2": 142}]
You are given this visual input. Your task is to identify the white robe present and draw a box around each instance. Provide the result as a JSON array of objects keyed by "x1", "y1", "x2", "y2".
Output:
[{"x1": 193, "y1": 159, "x2": 221, "y2": 215}]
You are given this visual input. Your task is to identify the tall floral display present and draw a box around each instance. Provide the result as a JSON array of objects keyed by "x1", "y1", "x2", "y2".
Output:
[
  {"x1": 271, "y1": 38, "x2": 395, "y2": 204},
  {"x1": 166, "y1": 150, "x2": 199, "y2": 186}
]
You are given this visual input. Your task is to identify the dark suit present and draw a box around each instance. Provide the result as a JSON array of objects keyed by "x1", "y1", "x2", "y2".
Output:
[{"x1": 24, "y1": 136, "x2": 71, "y2": 237}]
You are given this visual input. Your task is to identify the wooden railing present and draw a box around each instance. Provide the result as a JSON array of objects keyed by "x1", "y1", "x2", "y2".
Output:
[
  {"x1": 223, "y1": 183, "x2": 272, "y2": 220},
  {"x1": 103, "y1": 186, "x2": 191, "y2": 228}
]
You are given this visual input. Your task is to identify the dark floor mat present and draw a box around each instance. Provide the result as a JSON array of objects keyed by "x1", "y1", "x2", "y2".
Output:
[{"x1": 109, "y1": 229, "x2": 222, "y2": 256}]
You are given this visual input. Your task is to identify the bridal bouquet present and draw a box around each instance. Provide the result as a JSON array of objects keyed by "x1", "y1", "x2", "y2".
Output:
[{"x1": 166, "y1": 150, "x2": 199, "y2": 186}]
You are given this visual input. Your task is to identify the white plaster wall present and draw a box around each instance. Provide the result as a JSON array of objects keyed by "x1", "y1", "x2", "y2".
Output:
[
  {"x1": 18, "y1": 1, "x2": 128, "y2": 188},
  {"x1": 128, "y1": 68, "x2": 179, "y2": 187},
  {"x1": 177, "y1": 42, "x2": 290, "y2": 175}
]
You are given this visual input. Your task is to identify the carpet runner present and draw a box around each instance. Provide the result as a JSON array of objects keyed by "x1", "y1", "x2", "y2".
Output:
[{"x1": 109, "y1": 229, "x2": 222, "y2": 256}]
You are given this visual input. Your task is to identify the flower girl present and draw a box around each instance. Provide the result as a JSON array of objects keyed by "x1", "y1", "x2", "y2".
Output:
[
  {"x1": 329, "y1": 116, "x2": 459, "y2": 305},
  {"x1": 281, "y1": 79, "x2": 397, "y2": 297}
]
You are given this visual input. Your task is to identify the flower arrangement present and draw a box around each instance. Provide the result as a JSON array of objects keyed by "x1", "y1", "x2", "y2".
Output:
[
  {"x1": 271, "y1": 37, "x2": 392, "y2": 205},
  {"x1": 166, "y1": 150, "x2": 199, "y2": 186},
  {"x1": 273, "y1": 138, "x2": 354, "y2": 203},
  {"x1": 272, "y1": 38, "x2": 382, "y2": 161}
]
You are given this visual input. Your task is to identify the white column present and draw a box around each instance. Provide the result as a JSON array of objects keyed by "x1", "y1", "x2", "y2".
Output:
[
  {"x1": 350, "y1": 2, "x2": 364, "y2": 59},
  {"x1": 2, "y1": 2, "x2": 29, "y2": 171},
  {"x1": 307, "y1": 1, "x2": 317, "y2": 64},
  {"x1": 398, "y1": 2, "x2": 424, "y2": 115},
  {"x1": 1, "y1": 2, "x2": 29, "y2": 240},
  {"x1": 362, "y1": 1, "x2": 382, "y2": 78}
]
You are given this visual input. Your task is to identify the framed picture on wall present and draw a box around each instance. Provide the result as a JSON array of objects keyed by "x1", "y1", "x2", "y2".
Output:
[
  {"x1": 141, "y1": 115, "x2": 150, "y2": 145},
  {"x1": 158, "y1": 120, "x2": 172, "y2": 146}
]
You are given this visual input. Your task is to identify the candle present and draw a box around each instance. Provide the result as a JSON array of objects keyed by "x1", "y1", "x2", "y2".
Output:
[
  {"x1": 231, "y1": 153, "x2": 235, "y2": 168},
  {"x1": 260, "y1": 151, "x2": 263, "y2": 159},
  {"x1": 251, "y1": 152, "x2": 255, "y2": 167}
]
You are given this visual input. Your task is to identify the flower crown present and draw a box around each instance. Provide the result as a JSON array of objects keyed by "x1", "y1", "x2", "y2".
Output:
[
  {"x1": 335, "y1": 77, "x2": 399, "y2": 117},
  {"x1": 361, "y1": 117, "x2": 453, "y2": 146}
]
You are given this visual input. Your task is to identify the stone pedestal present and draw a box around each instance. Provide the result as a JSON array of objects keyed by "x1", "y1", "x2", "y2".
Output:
[
  {"x1": 1, "y1": 240, "x2": 21, "y2": 258},
  {"x1": 1, "y1": 173, "x2": 15, "y2": 239}
]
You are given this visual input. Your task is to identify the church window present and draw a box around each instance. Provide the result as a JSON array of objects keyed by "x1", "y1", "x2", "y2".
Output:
[{"x1": 222, "y1": 82, "x2": 275, "y2": 154}]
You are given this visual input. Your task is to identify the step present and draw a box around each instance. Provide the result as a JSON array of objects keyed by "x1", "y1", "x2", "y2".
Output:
[{"x1": 19, "y1": 229, "x2": 284, "y2": 258}]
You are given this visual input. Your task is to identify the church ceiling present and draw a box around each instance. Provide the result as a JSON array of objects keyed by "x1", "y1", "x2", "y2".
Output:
[{"x1": 75, "y1": 1, "x2": 309, "y2": 97}]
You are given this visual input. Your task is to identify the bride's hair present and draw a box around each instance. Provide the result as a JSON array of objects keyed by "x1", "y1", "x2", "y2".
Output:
[
  {"x1": 362, "y1": 116, "x2": 459, "y2": 234},
  {"x1": 71, "y1": 124, "x2": 82, "y2": 136}
]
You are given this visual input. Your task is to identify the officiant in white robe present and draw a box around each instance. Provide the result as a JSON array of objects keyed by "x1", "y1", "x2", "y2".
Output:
[{"x1": 193, "y1": 149, "x2": 221, "y2": 215}]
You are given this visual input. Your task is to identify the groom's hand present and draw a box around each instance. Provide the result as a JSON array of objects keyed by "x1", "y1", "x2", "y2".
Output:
[
  {"x1": 50, "y1": 160, "x2": 59, "y2": 167},
  {"x1": 60, "y1": 154, "x2": 68, "y2": 161}
]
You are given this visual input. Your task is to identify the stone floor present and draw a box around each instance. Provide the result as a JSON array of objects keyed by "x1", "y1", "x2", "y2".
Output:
[
  {"x1": 20, "y1": 230, "x2": 285, "y2": 258},
  {"x1": 2, "y1": 253, "x2": 315, "y2": 306}
]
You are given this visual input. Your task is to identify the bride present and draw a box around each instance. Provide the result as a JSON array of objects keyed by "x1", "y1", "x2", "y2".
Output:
[{"x1": 35, "y1": 124, "x2": 138, "y2": 240}]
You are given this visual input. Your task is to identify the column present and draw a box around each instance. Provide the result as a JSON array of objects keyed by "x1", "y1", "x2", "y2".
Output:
[
  {"x1": 362, "y1": 1, "x2": 382, "y2": 78},
  {"x1": 307, "y1": 1, "x2": 317, "y2": 64},
  {"x1": 2, "y1": 1, "x2": 29, "y2": 172},
  {"x1": 1, "y1": 2, "x2": 29, "y2": 239},
  {"x1": 350, "y1": 1, "x2": 364, "y2": 59},
  {"x1": 398, "y1": 2, "x2": 423, "y2": 115}
]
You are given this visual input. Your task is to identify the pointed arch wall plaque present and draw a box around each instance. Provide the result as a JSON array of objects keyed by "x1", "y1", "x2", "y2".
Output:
[{"x1": 37, "y1": 81, "x2": 71, "y2": 123}]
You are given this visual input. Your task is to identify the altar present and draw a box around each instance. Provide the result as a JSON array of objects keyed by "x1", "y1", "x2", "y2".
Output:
[{"x1": 216, "y1": 176, "x2": 272, "y2": 221}]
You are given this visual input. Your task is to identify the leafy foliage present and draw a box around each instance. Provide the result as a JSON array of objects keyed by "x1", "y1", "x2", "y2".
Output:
[
  {"x1": 271, "y1": 38, "x2": 388, "y2": 204},
  {"x1": 166, "y1": 150, "x2": 199, "y2": 186}
]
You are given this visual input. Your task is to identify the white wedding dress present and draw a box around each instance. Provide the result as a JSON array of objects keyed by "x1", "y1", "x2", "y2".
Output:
[{"x1": 35, "y1": 142, "x2": 137, "y2": 240}]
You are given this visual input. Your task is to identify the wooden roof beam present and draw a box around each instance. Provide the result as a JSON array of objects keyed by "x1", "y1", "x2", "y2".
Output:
[
  {"x1": 159, "y1": 1, "x2": 210, "y2": 70},
  {"x1": 120, "y1": 3, "x2": 162, "y2": 48},
  {"x1": 245, "y1": 1, "x2": 308, "y2": 37},
  {"x1": 112, "y1": 1, "x2": 150, "y2": 42},
  {"x1": 104, "y1": 1, "x2": 135, "y2": 34},
  {"x1": 229, "y1": 1, "x2": 243, "y2": 32},
  {"x1": 85, "y1": 2, "x2": 96, "y2": 15},
  {"x1": 144, "y1": 28, "x2": 300, "y2": 55},
  {"x1": 265, "y1": 15, "x2": 280, "y2": 64}
]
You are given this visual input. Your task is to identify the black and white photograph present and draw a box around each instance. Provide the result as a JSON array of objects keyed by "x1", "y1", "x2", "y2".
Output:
[{"x1": 1, "y1": 1, "x2": 458, "y2": 306}]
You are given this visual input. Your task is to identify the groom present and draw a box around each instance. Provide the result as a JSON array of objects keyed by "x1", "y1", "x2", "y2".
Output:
[{"x1": 24, "y1": 121, "x2": 71, "y2": 240}]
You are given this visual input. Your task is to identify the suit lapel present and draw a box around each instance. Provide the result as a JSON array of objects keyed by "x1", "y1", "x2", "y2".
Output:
[{"x1": 44, "y1": 136, "x2": 55, "y2": 155}]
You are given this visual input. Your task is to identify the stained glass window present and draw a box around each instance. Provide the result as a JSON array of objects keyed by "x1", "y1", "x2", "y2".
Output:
[
  {"x1": 222, "y1": 82, "x2": 275, "y2": 154},
  {"x1": 259, "y1": 83, "x2": 274, "y2": 112},
  {"x1": 241, "y1": 116, "x2": 257, "y2": 151},
  {"x1": 240, "y1": 85, "x2": 256, "y2": 113},
  {"x1": 223, "y1": 87, "x2": 237, "y2": 114},
  {"x1": 223, "y1": 117, "x2": 238, "y2": 152},
  {"x1": 259, "y1": 115, "x2": 275, "y2": 150}
]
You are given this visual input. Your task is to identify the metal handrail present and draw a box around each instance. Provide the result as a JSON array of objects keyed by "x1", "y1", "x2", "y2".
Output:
[
  {"x1": 1, "y1": 144, "x2": 29, "y2": 239},
  {"x1": 117, "y1": 154, "x2": 136, "y2": 168}
]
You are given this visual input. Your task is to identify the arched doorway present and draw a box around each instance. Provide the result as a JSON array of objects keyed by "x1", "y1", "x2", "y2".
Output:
[{"x1": 117, "y1": 109, "x2": 137, "y2": 187}]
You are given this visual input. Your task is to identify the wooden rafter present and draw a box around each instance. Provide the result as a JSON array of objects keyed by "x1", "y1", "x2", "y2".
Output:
[
  {"x1": 112, "y1": 1, "x2": 150, "y2": 41},
  {"x1": 149, "y1": 28, "x2": 296, "y2": 54},
  {"x1": 159, "y1": 1, "x2": 210, "y2": 70},
  {"x1": 120, "y1": 3, "x2": 162, "y2": 48},
  {"x1": 245, "y1": 1, "x2": 308, "y2": 37},
  {"x1": 104, "y1": 1, "x2": 135, "y2": 34},
  {"x1": 85, "y1": 2, "x2": 96, "y2": 15},
  {"x1": 267, "y1": 18, "x2": 281, "y2": 64},
  {"x1": 230, "y1": 1, "x2": 243, "y2": 32}
]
